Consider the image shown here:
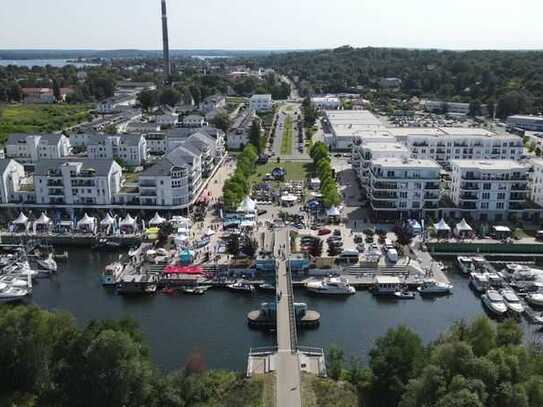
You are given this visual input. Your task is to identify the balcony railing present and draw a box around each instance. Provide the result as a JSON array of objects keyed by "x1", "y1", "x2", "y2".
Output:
[
  {"x1": 460, "y1": 202, "x2": 477, "y2": 210},
  {"x1": 371, "y1": 192, "x2": 398, "y2": 200},
  {"x1": 47, "y1": 180, "x2": 63, "y2": 187},
  {"x1": 510, "y1": 193, "x2": 527, "y2": 201},
  {"x1": 460, "y1": 193, "x2": 478, "y2": 200},
  {"x1": 372, "y1": 201, "x2": 397, "y2": 209},
  {"x1": 511, "y1": 184, "x2": 528, "y2": 191},
  {"x1": 425, "y1": 183, "x2": 440, "y2": 190},
  {"x1": 461, "y1": 183, "x2": 479, "y2": 190},
  {"x1": 372, "y1": 183, "x2": 397, "y2": 190}
]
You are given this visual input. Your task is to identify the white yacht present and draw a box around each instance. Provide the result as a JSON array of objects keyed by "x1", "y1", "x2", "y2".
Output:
[
  {"x1": 417, "y1": 279, "x2": 453, "y2": 295},
  {"x1": 0, "y1": 275, "x2": 31, "y2": 289},
  {"x1": 457, "y1": 256, "x2": 475, "y2": 275},
  {"x1": 481, "y1": 290, "x2": 508, "y2": 316},
  {"x1": 0, "y1": 283, "x2": 30, "y2": 303},
  {"x1": 306, "y1": 277, "x2": 356, "y2": 295},
  {"x1": 226, "y1": 282, "x2": 255, "y2": 293},
  {"x1": 470, "y1": 273, "x2": 490, "y2": 293},
  {"x1": 36, "y1": 254, "x2": 58, "y2": 272},
  {"x1": 526, "y1": 293, "x2": 543, "y2": 307},
  {"x1": 500, "y1": 289, "x2": 525, "y2": 314},
  {"x1": 102, "y1": 262, "x2": 124, "y2": 286}
]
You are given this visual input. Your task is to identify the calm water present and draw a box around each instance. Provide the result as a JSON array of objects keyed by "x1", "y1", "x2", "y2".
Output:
[
  {"x1": 0, "y1": 59, "x2": 98, "y2": 68},
  {"x1": 31, "y1": 249, "x2": 542, "y2": 372}
]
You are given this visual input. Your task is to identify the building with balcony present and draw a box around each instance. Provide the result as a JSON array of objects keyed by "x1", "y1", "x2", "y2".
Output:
[
  {"x1": 506, "y1": 115, "x2": 543, "y2": 132},
  {"x1": 0, "y1": 159, "x2": 26, "y2": 204},
  {"x1": 33, "y1": 160, "x2": 122, "y2": 207},
  {"x1": 353, "y1": 142, "x2": 409, "y2": 193},
  {"x1": 530, "y1": 159, "x2": 543, "y2": 208},
  {"x1": 404, "y1": 128, "x2": 523, "y2": 166},
  {"x1": 249, "y1": 94, "x2": 273, "y2": 112},
  {"x1": 368, "y1": 158, "x2": 441, "y2": 220},
  {"x1": 324, "y1": 110, "x2": 388, "y2": 151},
  {"x1": 449, "y1": 160, "x2": 530, "y2": 221},
  {"x1": 6, "y1": 134, "x2": 71, "y2": 162},
  {"x1": 182, "y1": 114, "x2": 206, "y2": 128},
  {"x1": 87, "y1": 134, "x2": 147, "y2": 167}
]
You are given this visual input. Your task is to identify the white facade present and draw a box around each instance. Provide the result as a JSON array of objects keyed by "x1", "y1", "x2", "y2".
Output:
[
  {"x1": 369, "y1": 158, "x2": 441, "y2": 219},
  {"x1": 311, "y1": 96, "x2": 340, "y2": 110},
  {"x1": 200, "y1": 95, "x2": 226, "y2": 114},
  {"x1": 182, "y1": 115, "x2": 206, "y2": 128},
  {"x1": 449, "y1": 160, "x2": 529, "y2": 221},
  {"x1": 6, "y1": 134, "x2": 71, "y2": 162},
  {"x1": 507, "y1": 115, "x2": 543, "y2": 132},
  {"x1": 87, "y1": 135, "x2": 147, "y2": 167},
  {"x1": 354, "y1": 142, "x2": 410, "y2": 192},
  {"x1": 0, "y1": 160, "x2": 26, "y2": 204},
  {"x1": 325, "y1": 110, "x2": 388, "y2": 151},
  {"x1": 531, "y1": 159, "x2": 543, "y2": 208},
  {"x1": 424, "y1": 100, "x2": 488, "y2": 116},
  {"x1": 156, "y1": 113, "x2": 179, "y2": 128},
  {"x1": 249, "y1": 94, "x2": 273, "y2": 112},
  {"x1": 34, "y1": 160, "x2": 122, "y2": 206},
  {"x1": 405, "y1": 128, "x2": 523, "y2": 165}
]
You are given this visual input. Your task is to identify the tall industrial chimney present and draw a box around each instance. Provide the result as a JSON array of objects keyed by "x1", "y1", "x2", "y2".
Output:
[{"x1": 161, "y1": 0, "x2": 172, "y2": 82}]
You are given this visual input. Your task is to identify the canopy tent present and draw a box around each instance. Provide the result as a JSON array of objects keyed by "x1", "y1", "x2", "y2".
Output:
[
  {"x1": 13, "y1": 212, "x2": 28, "y2": 225},
  {"x1": 326, "y1": 206, "x2": 341, "y2": 217},
  {"x1": 77, "y1": 213, "x2": 97, "y2": 233},
  {"x1": 33, "y1": 213, "x2": 52, "y2": 234},
  {"x1": 149, "y1": 212, "x2": 166, "y2": 226},
  {"x1": 171, "y1": 216, "x2": 192, "y2": 228},
  {"x1": 492, "y1": 225, "x2": 512, "y2": 240},
  {"x1": 433, "y1": 218, "x2": 451, "y2": 238},
  {"x1": 179, "y1": 249, "x2": 194, "y2": 265},
  {"x1": 119, "y1": 214, "x2": 137, "y2": 234},
  {"x1": 280, "y1": 194, "x2": 298, "y2": 206},
  {"x1": 237, "y1": 196, "x2": 257, "y2": 213},
  {"x1": 454, "y1": 218, "x2": 473, "y2": 238},
  {"x1": 57, "y1": 220, "x2": 74, "y2": 233},
  {"x1": 100, "y1": 213, "x2": 115, "y2": 226},
  {"x1": 145, "y1": 227, "x2": 160, "y2": 240},
  {"x1": 177, "y1": 227, "x2": 190, "y2": 235}
]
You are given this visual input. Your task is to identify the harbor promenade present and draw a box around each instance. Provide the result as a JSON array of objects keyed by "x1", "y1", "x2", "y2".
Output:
[{"x1": 275, "y1": 228, "x2": 302, "y2": 407}]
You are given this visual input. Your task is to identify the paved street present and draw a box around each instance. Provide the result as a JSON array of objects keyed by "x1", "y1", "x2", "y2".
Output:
[
  {"x1": 270, "y1": 102, "x2": 311, "y2": 160},
  {"x1": 275, "y1": 228, "x2": 302, "y2": 407}
]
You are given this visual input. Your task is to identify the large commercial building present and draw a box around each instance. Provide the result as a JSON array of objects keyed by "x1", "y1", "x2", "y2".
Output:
[
  {"x1": 368, "y1": 158, "x2": 441, "y2": 220},
  {"x1": 324, "y1": 110, "x2": 387, "y2": 150},
  {"x1": 506, "y1": 115, "x2": 543, "y2": 132},
  {"x1": 448, "y1": 160, "x2": 530, "y2": 222}
]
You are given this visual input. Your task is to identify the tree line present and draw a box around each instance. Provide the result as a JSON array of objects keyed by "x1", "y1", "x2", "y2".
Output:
[
  {"x1": 327, "y1": 316, "x2": 543, "y2": 407},
  {"x1": 0, "y1": 305, "x2": 264, "y2": 407},
  {"x1": 261, "y1": 46, "x2": 543, "y2": 118},
  {"x1": 310, "y1": 142, "x2": 342, "y2": 208}
]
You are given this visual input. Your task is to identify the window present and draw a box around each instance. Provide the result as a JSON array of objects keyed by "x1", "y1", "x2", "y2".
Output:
[
  {"x1": 497, "y1": 192, "x2": 505, "y2": 200},
  {"x1": 399, "y1": 202, "x2": 407, "y2": 208},
  {"x1": 497, "y1": 202, "x2": 505, "y2": 209},
  {"x1": 483, "y1": 183, "x2": 491, "y2": 190},
  {"x1": 482, "y1": 192, "x2": 490, "y2": 200},
  {"x1": 481, "y1": 202, "x2": 489, "y2": 209}
]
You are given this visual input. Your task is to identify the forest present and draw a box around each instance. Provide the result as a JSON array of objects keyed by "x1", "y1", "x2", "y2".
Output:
[{"x1": 262, "y1": 46, "x2": 543, "y2": 118}]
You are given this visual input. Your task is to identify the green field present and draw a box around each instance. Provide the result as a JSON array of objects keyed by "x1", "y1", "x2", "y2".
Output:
[
  {"x1": 249, "y1": 161, "x2": 312, "y2": 185},
  {"x1": 280, "y1": 115, "x2": 293, "y2": 155},
  {"x1": 0, "y1": 104, "x2": 93, "y2": 144}
]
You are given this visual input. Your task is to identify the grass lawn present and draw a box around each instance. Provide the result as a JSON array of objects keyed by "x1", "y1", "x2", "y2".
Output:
[
  {"x1": 280, "y1": 115, "x2": 293, "y2": 155},
  {"x1": 0, "y1": 103, "x2": 93, "y2": 144},
  {"x1": 249, "y1": 161, "x2": 313, "y2": 185}
]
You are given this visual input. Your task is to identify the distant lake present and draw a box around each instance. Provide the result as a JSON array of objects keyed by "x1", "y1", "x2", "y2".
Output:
[{"x1": 0, "y1": 59, "x2": 98, "y2": 68}]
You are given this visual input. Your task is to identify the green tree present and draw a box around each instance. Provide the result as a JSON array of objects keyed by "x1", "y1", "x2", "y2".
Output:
[
  {"x1": 211, "y1": 111, "x2": 232, "y2": 133},
  {"x1": 159, "y1": 88, "x2": 181, "y2": 107},
  {"x1": 496, "y1": 319, "x2": 523, "y2": 347},
  {"x1": 248, "y1": 119, "x2": 263, "y2": 155},
  {"x1": 327, "y1": 345, "x2": 345, "y2": 380},
  {"x1": 137, "y1": 90, "x2": 158, "y2": 112},
  {"x1": 52, "y1": 79, "x2": 61, "y2": 101}
]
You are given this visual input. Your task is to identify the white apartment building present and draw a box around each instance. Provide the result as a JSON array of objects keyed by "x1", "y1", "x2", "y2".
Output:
[
  {"x1": 404, "y1": 128, "x2": 523, "y2": 166},
  {"x1": 354, "y1": 142, "x2": 410, "y2": 192},
  {"x1": 249, "y1": 94, "x2": 273, "y2": 112},
  {"x1": 507, "y1": 115, "x2": 543, "y2": 132},
  {"x1": 128, "y1": 146, "x2": 203, "y2": 208},
  {"x1": 34, "y1": 160, "x2": 122, "y2": 206},
  {"x1": 0, "y1": 160, "x2": 26, "y2": 204},
  {"x1": 182, "y1": 114, "x2": 206, "y2": 128},
  {"x1": 6, "y1": 134, "x2": 71, "y2": 162},
  {"x1": 324, "y1": 110, "x2": 388, "y2": 151},
  {"x1": 156, "y1": 113, "x2": 179, "y2": 128},
  {"x1": 87, "y1": 134, "x2": 147, "y2": 167},
  {"x1": 311, "y1": 95, "x2": 340, "y2": 110},
  {"x1": 368, "y1": 158, "x2": 441, "y2": 220},
  {"x1": 449, "y1": 160, "x2": 530, "y2": 222},
  {"x1": 200, "y1": 95, "x2": 226, "y2": 114}
]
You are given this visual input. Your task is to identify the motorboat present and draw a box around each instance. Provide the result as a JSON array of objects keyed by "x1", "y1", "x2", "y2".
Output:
[
  {"x1": 417, "y1": 279, "x2": 453, "y2": 295},
  {"x1": 0, "y1": 282, "x2": 30, "y2": 303},
  {"x1": 470, "y1": 273, "x2": 490, "y2": 293},
  {"x1": 258, "y1": 283, "x2": 276, "y2": 291},
  {"x1": 93, "y1": 238, "x2": 122, "y2": 250},
  {"x1": 526, "y1": 293, "x2": 543, "y2": 307},
  {"x1": 457, "y1": 256, "x2": 475, "y2": 275},
  {"x1": 305, "y1": 277, "x2": 356, "y2": 295},
  {"x1": 525, "y1": 309, "x2": 543, "y2": 325},
  {"x1": 505, "y1": 263, "x2": 531, "y2": 273},
  {"x1": 36, "y1": 254, "x2": 57, "y2": 272},
  {"x1": 182, "y1": 286, "x2": 210, "y2": 295},
  {"x1": 102, "y1": 262, "x2": 124, "y2": 286},
  {"x1": 486, "y1": 273, "x2": 505, "y2": 288},
  {"x1": 0, "y1": 275, "x2": 31, "y2": 289},
  {"x1": 227, "y1": 282, "x2": 255, "y2": 293},
  {"x1": 5, "y1": 262, "x2": 39, "y2": 280},
  {"x1": 500, "y1": 289, "x2": 525, "y2": 314},
  {"x1": 393, "y1": 290, "x2": 416, "y2": 299},
  {"x1": 481, "y1": 290, "x2": 508, "y2": 316}
]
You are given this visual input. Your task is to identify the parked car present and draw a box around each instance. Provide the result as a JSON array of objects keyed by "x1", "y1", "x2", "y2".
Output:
[{"x1": 318, "y1": 228, "x2": 331, "y2": 235}]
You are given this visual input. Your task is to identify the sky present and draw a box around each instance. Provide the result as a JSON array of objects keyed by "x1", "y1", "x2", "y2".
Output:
[{"x1": 2, "y1": 0, "x2": 543, "y2": 50}]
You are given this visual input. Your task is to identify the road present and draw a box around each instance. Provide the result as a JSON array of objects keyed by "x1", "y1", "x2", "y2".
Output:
[
  {"x1": 275, "y1": 228, "x2": 302, "y2": 407},
  {"x1": 270, "y1": 102, "x2": 311, "y2": 160}
]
